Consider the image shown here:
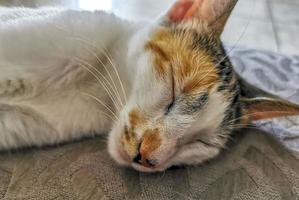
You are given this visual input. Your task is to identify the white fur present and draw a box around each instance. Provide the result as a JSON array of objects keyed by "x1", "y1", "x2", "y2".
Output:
[
  {"x1": 108, "y1": 23, "x2": 229, "y2": 172},
  {"x1": 0, "y1": 7, "x2": 132, "y2": 148},
  {"x1": 109, "y1": 83, "x2": 228, "y2": 172},
  {"x1": 0, "y1": 7, "x2": 228, "y2": 172}
]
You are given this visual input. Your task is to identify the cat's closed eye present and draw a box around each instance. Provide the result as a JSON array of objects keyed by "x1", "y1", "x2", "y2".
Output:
[
  {"x1": 165, "y1": 67, "x2": 176, "y2": 115},
  {"x1": 184, "y1": 92, "x2": 209, "y2": 114},
  {"x1": 165, "y1": 99, "x2": 175, "y2": 115}
]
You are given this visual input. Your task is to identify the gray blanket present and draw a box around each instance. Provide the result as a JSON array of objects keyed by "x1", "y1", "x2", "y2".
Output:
[
  {"x1": 0, "y1": 48, "x2": 299, "y2": 200},
  {"x1": 231, "y1": 47, "x2": 299, "y2": 156}
]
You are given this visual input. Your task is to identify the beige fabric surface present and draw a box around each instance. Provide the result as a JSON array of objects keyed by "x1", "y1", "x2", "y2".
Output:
[{"x1": 0, "y1": 129, "x2": 298, "y2": 200}]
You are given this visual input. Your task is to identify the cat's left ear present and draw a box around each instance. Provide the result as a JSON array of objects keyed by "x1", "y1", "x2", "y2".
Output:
[
  {"x1": 241, "y1": 97, "x2": 299, "y2": 121},
  {"x1": 237, "y1": 74, "x2": 299, "y2": 121},
  {"x1": 166, "y1": 0, "x2": 238, "y2": 34}
]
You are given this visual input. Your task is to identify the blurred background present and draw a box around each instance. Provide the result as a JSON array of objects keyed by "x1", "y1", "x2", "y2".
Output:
[{"x1": 0, "y1": 0, "x2": 298, "y2": 55}]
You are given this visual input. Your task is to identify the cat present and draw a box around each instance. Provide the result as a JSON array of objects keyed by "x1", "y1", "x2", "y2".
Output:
[{"x1": 0, "y1": 0, "x2": 299, "y2": 173}]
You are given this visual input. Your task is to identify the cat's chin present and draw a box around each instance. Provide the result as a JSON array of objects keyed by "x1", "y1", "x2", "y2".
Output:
[
  {"x1": 131, "y1": 163, "x2": 168, "y2": 173},
  {"x1": 109, "y1": 144, "x2": 173, "y2": 173}
]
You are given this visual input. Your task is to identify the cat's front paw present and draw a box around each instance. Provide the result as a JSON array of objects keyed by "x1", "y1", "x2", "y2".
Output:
[{"x1": 0, "y1": 79, "x2": 31, "y2": 97}]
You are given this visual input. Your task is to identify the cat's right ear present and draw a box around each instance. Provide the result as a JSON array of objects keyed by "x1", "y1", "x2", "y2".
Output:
[
  {"x1": 237, "y1": 73, "x2": 299, "y2": 121},
  {"x1": 165, "y1": 0, "x2": 238, "y2": 34}
]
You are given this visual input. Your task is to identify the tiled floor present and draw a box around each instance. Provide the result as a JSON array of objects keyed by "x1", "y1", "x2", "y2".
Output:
[
  {"x1": 0, "y1": 0, "x2": 299, "y2": 55},
  {"x1": 224, "y1": 0, "x2": 299, "y2": 55}
]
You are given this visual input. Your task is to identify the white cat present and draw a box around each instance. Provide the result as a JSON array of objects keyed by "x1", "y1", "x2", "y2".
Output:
[{"x1": 1, "y1": 0, "x2": 299, "y2": 173}]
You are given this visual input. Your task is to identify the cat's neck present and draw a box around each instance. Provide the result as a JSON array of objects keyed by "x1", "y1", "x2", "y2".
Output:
[{"x1": 107, "y1": 22, "x2": 145, "y2": 94}]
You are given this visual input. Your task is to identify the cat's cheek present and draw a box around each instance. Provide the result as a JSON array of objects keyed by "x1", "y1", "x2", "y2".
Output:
[
  {"x1": 108, "y1": 147, "x2": 130, "y2": 166},
  {"x1": 107, "y1": 133, "x2": 130, "y2": 166}
]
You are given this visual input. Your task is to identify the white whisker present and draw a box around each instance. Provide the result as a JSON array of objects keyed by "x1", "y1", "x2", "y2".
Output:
[
  {"x1": 50, "y1": 25, "x2": 124, "y2": 110},
  {"x1": 76, "y1": 60, "x2": 121, "y2": 111},
  {"x1": 81, "y1": 92, "x2": 119, "y2": 121},
  {"x1": 78, "y1": 45, "x2": 124, "y2": 107},
  {"x1": 69, "y1": 37, "x2": 127, "y2": 104},
  {"x1": 75, "y1": 56, "x2": 123, "y2": 108},
  {"x1": 103, "y1": 48, "x2": 128, "y2": 104}
]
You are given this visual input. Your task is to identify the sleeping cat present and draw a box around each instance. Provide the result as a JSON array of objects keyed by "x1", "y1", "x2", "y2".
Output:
[{"x1": 1, "y1": 0, "x2": 299, "y2": 173}]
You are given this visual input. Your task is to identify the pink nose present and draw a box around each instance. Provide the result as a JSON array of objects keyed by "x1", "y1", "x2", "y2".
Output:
[
  {"x1": 133, "y1": 152, "x2": 157, "y2": 167},
  {"x1": 132, "y1": 129, "x2": 161, "y2": 167}
]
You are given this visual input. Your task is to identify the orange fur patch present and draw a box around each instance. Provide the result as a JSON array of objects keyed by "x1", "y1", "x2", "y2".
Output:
[
  {"x1": 129, "y1": 108, "x2": 146, "y2": 130},
  {"x1": 121, "y1": 108, "x2": 146, "y2": 157},
  {"x1": 140, "y1": 128, "x2": 161, "y2": 159},
  {"x1": 121, "y1": 129, "x2": 138, "y2": 157},
  {"x1": 245, "y1": 99, "x2": 299, "y2": 121},
  {"x1": 146, "y1": 27, "x2": 219, "y2": 94}
]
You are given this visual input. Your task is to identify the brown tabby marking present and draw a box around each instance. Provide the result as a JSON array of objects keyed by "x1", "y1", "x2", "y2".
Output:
[
  {"x1": 244, "y1": 99, "x2": 299, "y2": 121},
  {"x1": 121, "y1": 109, "x2": 147, "y2": 156},
  {"x1": 140, "y1": 128, "x2": 161, "y2": 159},
  {"x1": 121, "y1": 109, "x2": 162, "y2": 159},
  {"x1": 121, "y1": 127, "x2": 138, "y2": 157},
  {"x1": 129, "y1": 109, "x2": 146, "y2": 130},
  {"x1": 146, "y1": 27, "x2": 219, "y2": 94}
]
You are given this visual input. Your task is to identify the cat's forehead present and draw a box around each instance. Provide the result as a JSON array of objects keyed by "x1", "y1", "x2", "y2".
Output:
[{"x1": 145, "y1": 24, "x2": 220, "y2": 94}]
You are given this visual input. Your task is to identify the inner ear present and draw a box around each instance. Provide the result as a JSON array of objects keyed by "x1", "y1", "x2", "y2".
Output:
[
  {"x1": 242, "y1": 97, "x2": 299, "y2": 121},
  {"x1": 167, "y1": 0, "x2": 198, "y2": 23},
  {"x1": 166, "y1": 0, "x2": 238, "y2": 33},
  {"x1": 236, "y1": 71, "x2": 299, "y2": 121}
]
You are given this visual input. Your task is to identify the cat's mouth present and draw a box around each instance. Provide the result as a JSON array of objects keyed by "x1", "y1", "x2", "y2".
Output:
[
  {"x1": 111, "y1": 142, "x2": 174, "y2": 172},
  {"x1": 128, "y1": 153, "x2": 172, "y2": 172},
  {"x1": 131, "y1": 162, "x2": 166, "y2": 173},
  {"x1": 129, "y1": 145, "x2": 183, "y2": 173}
]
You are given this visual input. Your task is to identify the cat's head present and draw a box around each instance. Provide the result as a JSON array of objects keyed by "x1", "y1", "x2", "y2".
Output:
[{"x1": 108, "y1": 0, "x2": 299, "y2": 172}]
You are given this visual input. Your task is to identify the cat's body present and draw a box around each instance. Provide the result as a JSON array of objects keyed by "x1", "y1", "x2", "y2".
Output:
[
  {"x1": 1, "y1": 0, "x2": 299, "y2": 173},
  {"x1": 0, "y1": 7, "x2": 131, "y2": 148}
]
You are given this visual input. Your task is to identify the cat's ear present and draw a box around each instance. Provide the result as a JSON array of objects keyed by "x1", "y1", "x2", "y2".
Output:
[
  {"x1": 166, "y1": 0, "x2": 238, "y2": 33},
  {"x1": 241, "y1": 97, "x2": 299, "y2": 121},
  {"x1": 237, "y1": 73, "x2": 299, "y2": 121}
]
